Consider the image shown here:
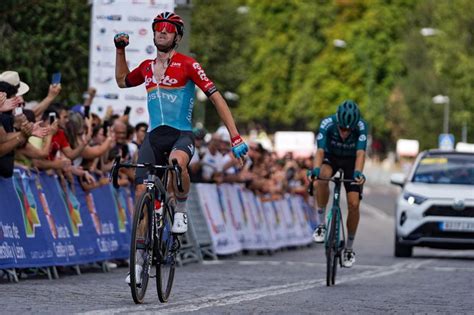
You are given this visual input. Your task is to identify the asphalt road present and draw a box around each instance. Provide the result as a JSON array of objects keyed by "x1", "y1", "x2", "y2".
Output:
[{"x1": 1, "y1": 181, "x2": 473, "y2": 314}]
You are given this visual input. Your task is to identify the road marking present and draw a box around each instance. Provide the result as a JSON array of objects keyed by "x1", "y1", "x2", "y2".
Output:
[
  {"x1": 80, "y1": 260, "x2": 432, "y2": 315},
  {"x1": 234, "y1": 260, "x2": 385, "y2": 270}
]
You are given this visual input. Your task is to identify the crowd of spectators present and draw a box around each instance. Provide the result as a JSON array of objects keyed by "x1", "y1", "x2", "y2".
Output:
[{"x1": 0, "y1": 70, "x2": 311, "y2": 201}]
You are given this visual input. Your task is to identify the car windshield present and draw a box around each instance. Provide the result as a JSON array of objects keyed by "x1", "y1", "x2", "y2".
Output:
[{"x1": 412, "y1": 154, "x2": 474, "y2": 185}]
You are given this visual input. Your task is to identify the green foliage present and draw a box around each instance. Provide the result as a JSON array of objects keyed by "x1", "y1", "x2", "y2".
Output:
[
  {"x1": 0, "y1": 0, "x2": 90, "y2": 104},
  {"x1": 1, "y1": 0, "x2": 471, "y2": 148}
]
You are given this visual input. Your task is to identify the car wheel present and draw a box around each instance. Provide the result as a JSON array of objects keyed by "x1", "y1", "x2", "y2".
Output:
[{"x1": 394, "y1": 236, "x2": 413, "y2": 257}]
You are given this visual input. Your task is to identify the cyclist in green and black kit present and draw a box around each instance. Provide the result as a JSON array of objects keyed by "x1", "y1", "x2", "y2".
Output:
[{"x1": 309, "y1": 100, "x2": 367, "y2": 267}]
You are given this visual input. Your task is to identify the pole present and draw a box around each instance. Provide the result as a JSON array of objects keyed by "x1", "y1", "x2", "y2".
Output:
[{"x1": 443, "y1": 98, "x2": 450, "y2": 134}]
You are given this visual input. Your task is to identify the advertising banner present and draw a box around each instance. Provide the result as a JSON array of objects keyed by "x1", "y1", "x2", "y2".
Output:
[
  {"x1": 0, "y1": 169, "x2": 133, "y2": 269},
  {"x1": 288, "y1": 195, "x2": 313, "y2": 245},
  {"x1": 195, "y1": 184, "x2": 241, "y2": 255},
  {"x1": 89, "y1": 0, "x2": 174, "y2": 126}
]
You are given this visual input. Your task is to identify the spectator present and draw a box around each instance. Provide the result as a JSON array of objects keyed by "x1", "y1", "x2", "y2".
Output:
[{"x1": 0, "y1": 71, "x2": 48, "y2": 177}]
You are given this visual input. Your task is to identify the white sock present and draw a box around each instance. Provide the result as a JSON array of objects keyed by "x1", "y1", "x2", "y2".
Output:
[{"x1": 317, "y1": 207, "x2": 326, "y2": 225}]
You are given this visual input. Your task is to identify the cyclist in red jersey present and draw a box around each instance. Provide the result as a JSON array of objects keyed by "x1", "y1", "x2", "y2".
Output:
[{"x1": 114, "y1": 12, "x2": 248, "y2": 284}]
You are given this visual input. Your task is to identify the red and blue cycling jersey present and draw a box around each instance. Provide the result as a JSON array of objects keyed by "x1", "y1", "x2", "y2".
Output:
[{"x1": 125, "y1": 53, "x2": 217, "y2": 131}]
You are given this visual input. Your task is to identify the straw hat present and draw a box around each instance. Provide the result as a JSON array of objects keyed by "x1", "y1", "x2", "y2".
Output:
[{"x1": 0, "y1": 71, "x2": 30, "y2": 96}]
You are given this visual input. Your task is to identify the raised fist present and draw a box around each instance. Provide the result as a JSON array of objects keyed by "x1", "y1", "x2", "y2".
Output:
[{"x1": 114, "y1": 32, "x2": 129, "y2": 49}]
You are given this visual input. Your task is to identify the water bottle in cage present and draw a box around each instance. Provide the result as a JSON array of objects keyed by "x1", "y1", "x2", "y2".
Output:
[{"x1": 154, "y1": 200, "x2": 162, "y2": 216}]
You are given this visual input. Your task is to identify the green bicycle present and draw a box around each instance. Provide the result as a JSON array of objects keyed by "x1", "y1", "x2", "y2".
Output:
[{"x1": 309, "y1": 170, "x2": 354, "y2": 286}]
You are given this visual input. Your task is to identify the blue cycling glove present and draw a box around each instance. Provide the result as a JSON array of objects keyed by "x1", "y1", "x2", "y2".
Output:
[
  {"x1": 307, "y1": 167, "x2": 320, "y2": 179},
  {"x1": 114, "y1": 32, "x2": 129, "y2": 49},
  {"x1": 231, "y1": 135, "x2": 248, "y2": 159},
  {"x1": 354, "y1": 170, "x2": 366, "y2": 182}
]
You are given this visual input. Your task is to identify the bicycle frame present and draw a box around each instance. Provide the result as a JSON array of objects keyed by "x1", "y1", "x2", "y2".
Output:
[{"x1": 308, "y1": 170, "x2": 355, "y2": 285}]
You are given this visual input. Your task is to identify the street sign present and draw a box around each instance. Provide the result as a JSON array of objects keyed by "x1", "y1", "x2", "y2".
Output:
[{"x1": 438, "y1": 133, "x2": 455, "y2": 150}]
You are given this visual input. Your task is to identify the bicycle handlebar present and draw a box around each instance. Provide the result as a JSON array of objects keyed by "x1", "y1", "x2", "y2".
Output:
[
  {"x1": 109, "y1": 155, "x2": 184, "y2": 192},
  {"x1": 307, "y1": 175, "x2": 357, "y2": 196}
]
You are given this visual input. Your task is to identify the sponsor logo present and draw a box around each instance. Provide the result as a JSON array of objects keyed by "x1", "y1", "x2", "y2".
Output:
[
  {"x1": 94, "y1": 76, "x2": 113, "y2": 84},
  {"x1": 128, "y1": 16, "x2": 150, "y2": 22},
  {"x1": 101, "y1": 0, "x2": 115, "y2": 4},
  {"x1": 94, "y1": 60, "x2": 115, "y2": 68},
  {"x1": 188, "y1": 144, "x2": 195, "y2": 155},
  {"x1": 96, "y1": 45, "x2": 115, "y2": 52},
  {"x1": 160, "y1": 75, "x2": 178, "y2": 86},
  {"x1": 96, "y1": 15, "x2": 121, "y2": 21},
  {"x1": 358, "y1": 120, "x2": 365, "y2": 130},
  {"x1": 136, "y1": 107, "x2": 145, "y2": 114},
  {"x1": 138, "y1": 28, "x2": 148, "y2": 36},
  {"x1": 320, "y1": 117, "x2": 332, "y2": 129},
  {"x1": 145, "y1": 45, "x2": 155, "y2": 54},
  {"x1": 100, "y1": 27, "x2": 107, "y2": 34},
  {"x1": 170, "y1": 62, "x2": 181, "y2": 68},
  {"x1": 192, "y1": 63, "x2": 210, "y2": 82},
  {"x1": 148, "y1": 91, "x2": 177, "y2": 103},
  {"x1": 100, "y1": 93, "x2": 119, "y2": 100},
  {"x1": 317, "y1": 133, "x2": 323, "y2": 140},
  {"x1": 113, "y1": 29, "x2": 134, "y2": 35},
  {"x1": 358, "y1": 134, "x2": 367, "y2": 142},
  {"x1": 125, "y1": 95, "x2": 146, "y2": 101}
]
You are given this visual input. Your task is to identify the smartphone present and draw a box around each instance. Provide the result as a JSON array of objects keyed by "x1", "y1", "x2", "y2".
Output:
[
  {"x1": 14, "y1": 107, "x2": 23, "y2": 116},
  {"x1": 51, "y1": 72, "x2": 61, "y2": 85},
  {"x1": 124, "y1": 106, "x2": 131, "y2": 116},
  {"x1": 84, "y1": 106, "x2": 91, "y2": 118},
  {"x1": 103, "y1": 121, "x2": 109, "y2": 137},
  {"x1": 49, "y1": 112, "x2": 56, "y2": 124}
]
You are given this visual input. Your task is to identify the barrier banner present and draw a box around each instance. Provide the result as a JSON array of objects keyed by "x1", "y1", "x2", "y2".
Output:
[
  {"x1": 195, "y1": 184, "x2": 241, "y2": 255},
  {"x1": 0, "y1": 169, "x2": 133, "y2": 269},
  {"x1": 270, "y1": 201, "x2": 290, "y2": 248},
  {"x1": 234, "y1": 185, "x2": 261, "y2": 250},
  {"x1": 273, "y1": 199, "x2": 296, "y2": 246},
  {"x1": 0, "y1": 171, "x2": 54, "y2": 269},
  {"x1": 218, "y1": 184, "x2": 250, "y2": 248},
  {"x1": 239, "y1": 189, "x2": 269, "y2": 250},
  {"x1": 287, "y1": 196, "x2": 313, "y2": 245},
  {"x1": 215, "y1": 184, "x2": 242, "y2": 253},
  {"x1": 260, "y1": 202, "x2": 280, "y2": 250}
]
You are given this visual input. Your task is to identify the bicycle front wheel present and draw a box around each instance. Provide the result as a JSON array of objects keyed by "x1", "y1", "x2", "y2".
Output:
[
  {"x1": 130, "y1": 192, "x2": 153, "y2": 304},
  {"x1": 156, "y1": 204, "x2": 177, "y2": 303},
  {"x1": 326, "y1": 208, "x2": 338, "y2": 287}
]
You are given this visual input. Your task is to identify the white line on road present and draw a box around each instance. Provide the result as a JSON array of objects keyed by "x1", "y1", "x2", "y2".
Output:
[{"x1": 80, "y1": 260, "x2": 432, "y2": 315}]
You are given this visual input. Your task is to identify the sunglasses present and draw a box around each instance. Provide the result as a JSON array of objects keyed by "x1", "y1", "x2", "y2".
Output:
[{"x1": 154, "y1": 22, "x2": 177, "y2": 33}]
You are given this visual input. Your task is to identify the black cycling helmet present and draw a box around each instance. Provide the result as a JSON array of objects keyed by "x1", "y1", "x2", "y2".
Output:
[
  {"x1": 152, "y1": 12, "x2": 184, "y2": 37},
  {"x1": 336, "y1": 100, "x2": 360, "y2": 129}
]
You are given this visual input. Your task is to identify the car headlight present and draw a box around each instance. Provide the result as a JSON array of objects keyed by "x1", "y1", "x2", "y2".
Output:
[{"x1": 403, "y1": 192, "x2": 427, "y2": 205}]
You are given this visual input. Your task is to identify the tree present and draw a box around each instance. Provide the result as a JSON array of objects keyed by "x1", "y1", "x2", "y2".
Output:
[{"x1": 0, "y1": 0, "x2": 90, "y2": 104}]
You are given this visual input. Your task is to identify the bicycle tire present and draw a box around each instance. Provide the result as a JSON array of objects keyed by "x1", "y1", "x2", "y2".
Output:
[
  {"x1": 156, "y1": 203, "x2": 176, "y2": 303},
  {"x1": 326, "y1": 207, "x2": 338, "y2": 287},
  {"x1": 331, "y1": 209, "x2": 341, "y2": 285},
  {"x1": 130, "y1": 192, "x2": 153, "y2": 304}
]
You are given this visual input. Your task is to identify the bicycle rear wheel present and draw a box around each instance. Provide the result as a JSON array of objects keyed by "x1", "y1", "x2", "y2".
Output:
[
  {"x1": 156, "y1": 204, "x2": 177, "y2": 303},
  {"x1": 130, "y1": 192, "x2": 153, "y2": 304},
  {"x1": 326, "y1": 208, "x2": 338, "y2": 287}
]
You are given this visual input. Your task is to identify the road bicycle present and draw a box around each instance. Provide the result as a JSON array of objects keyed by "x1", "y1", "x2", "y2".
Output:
[
  {"x1": 111, "y1": 155, "x2": 183, "y2": 304},
  {"x1": 308, "y1": 170, "x2": 354, "y2": 286}
]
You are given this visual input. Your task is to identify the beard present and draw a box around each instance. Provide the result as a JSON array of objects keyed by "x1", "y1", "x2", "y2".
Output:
[{"x1": 154, "y1": 37, "x2": 175, "y2": 53}]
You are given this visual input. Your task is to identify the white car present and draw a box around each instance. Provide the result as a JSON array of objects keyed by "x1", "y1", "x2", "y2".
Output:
[{"x1": 390, "y1": 150, "x2": 474, "y2": 257}]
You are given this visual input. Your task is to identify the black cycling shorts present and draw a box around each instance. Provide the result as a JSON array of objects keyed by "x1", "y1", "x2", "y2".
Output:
[
  {"x1": 135, "y1": 125, "x2": 195, "y2": 185},
  {"x1": 322, "y1": 154, "x2": 363, "y2": 197}
]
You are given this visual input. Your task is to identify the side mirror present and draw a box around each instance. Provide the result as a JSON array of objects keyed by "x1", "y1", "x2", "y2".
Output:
[{"x1": 390, "y1": 173, "x2": 406, "y2": 187}]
